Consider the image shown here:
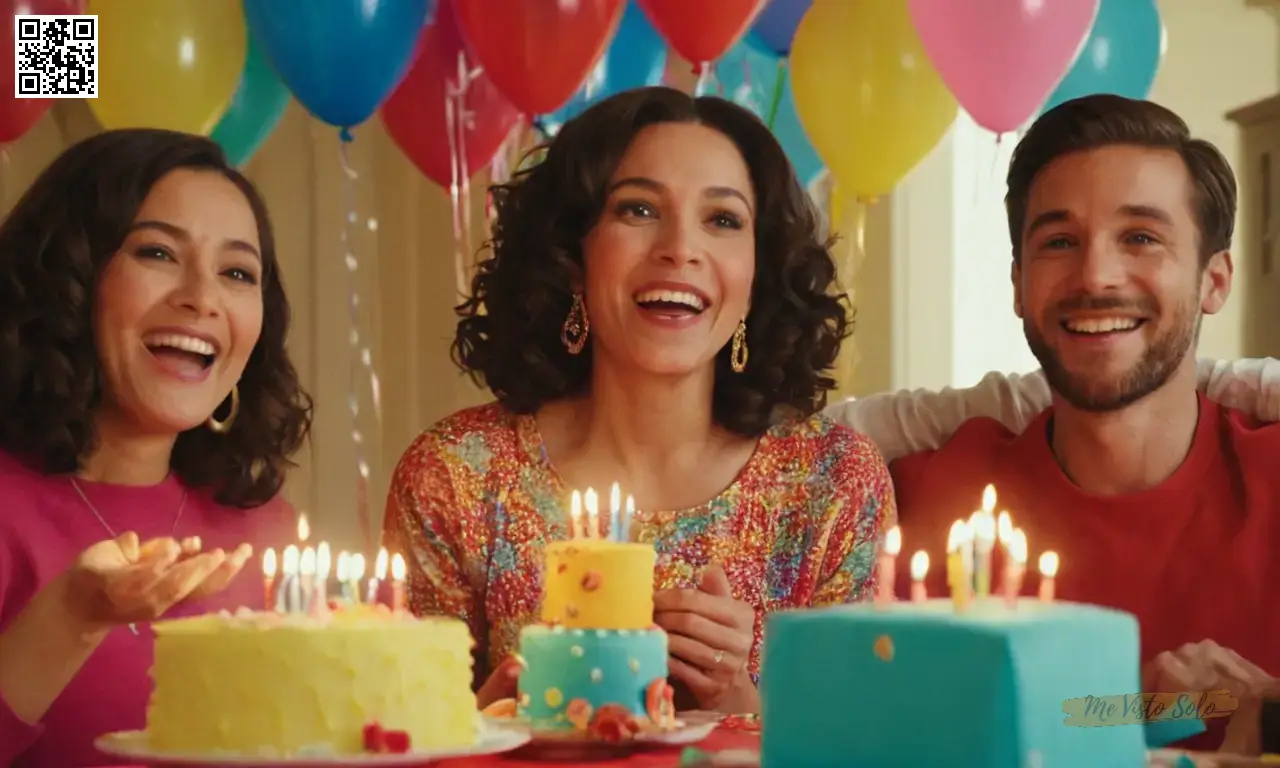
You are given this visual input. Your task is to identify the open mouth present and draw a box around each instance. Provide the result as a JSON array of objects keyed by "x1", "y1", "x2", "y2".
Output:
[
  {"x1": 1060, "y1": 316, "x2": 1147, "y2": 337},
  {"x1": 633, "y1": 289, "x2": 708, "y2": 319},
  {"x1": 143, "y1": 332, "x2": 218, "y2": 374}
]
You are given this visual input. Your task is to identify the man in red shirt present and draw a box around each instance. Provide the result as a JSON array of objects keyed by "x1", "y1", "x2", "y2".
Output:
[{"x1": 891, "y1": 94, "x2": 1280, "y2": 753}]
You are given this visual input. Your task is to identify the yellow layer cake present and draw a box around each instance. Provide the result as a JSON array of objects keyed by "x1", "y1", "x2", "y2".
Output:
[
  {"x1": 146, "y1": 608, "x2": 476, "y2": 756},
  {"x1": 541, "y1": 540, "x2": 654, "y2": 630}
]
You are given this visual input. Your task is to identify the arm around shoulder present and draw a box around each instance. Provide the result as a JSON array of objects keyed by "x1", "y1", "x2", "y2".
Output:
[{"x1": 808, "y1": 428, "x2": 898, "y2": 607}]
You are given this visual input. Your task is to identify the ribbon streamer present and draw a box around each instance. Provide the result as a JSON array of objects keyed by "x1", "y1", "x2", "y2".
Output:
[{"x1": 336, "y1": 138, "x2": 382, "y2": 553}]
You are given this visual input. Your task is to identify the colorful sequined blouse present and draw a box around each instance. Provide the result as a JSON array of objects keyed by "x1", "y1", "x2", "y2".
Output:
[{"x1": 383, "y1": 402, "x2": 896, "y2": 682}]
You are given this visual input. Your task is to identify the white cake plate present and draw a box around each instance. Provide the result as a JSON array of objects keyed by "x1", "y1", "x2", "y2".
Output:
[
  {"x1": 94, "y1": 727, "x2": 531, "y2": 767},
  {"x1": 481, "y1": 710, "x2": 719, "y2": 759}
]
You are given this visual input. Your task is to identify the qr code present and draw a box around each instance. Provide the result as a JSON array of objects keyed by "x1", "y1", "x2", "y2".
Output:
[{"x1": 14, "y1": 15, "x2": 97, "y2": 99}]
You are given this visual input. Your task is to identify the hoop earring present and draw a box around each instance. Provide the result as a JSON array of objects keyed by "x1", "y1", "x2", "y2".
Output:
[
  {"x1": 561, "y1": 293, "x2": 589, "y2": 355},
  {"x1": 207, "y1": 384, "x2": 239, "y2": 434},
  {"x1": 731, "y1": 318, "x2": 748, "y2": 374}
]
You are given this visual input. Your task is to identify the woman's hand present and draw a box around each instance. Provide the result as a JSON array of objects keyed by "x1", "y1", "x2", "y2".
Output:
[
  {"x1": 653, "y1": 565, "x2": 758, "y2": 713},
  {"x1": 476, "y1": 656, "x2": 522, "y2": 710},
  {"x1": 64, "y1": 532, "x2": 252, "y2": 631}
]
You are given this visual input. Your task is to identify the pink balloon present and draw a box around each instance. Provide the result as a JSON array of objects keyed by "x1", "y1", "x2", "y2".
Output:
[{"x1": 908, "y1": 0, "x2": 1099, "y2": 134}]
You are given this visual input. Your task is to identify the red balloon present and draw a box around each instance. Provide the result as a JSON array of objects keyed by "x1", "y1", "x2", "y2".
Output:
[
  {"x1": 638, "y1": 0, "x2": 765, "y2": 66},
  {"x1": 381, "y1": 1, "x2": 521, "y2": 188},
  {"x1": 452, "y1": 0, "x2": 624, "y2": 116},
  {"x1": 1, "y1": 0, "x2": 84, "y2": 143}
]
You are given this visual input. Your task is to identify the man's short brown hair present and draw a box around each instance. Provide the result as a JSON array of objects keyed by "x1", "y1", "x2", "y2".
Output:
[{"x1": 1004, "y1": 94, "x2": 1237, "y2": 265}]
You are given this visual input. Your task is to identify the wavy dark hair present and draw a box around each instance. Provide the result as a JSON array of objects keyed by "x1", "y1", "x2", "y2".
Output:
[
  {"x1": 455, "y1": 86, "x2": 849, "y2": 435},
  {"x1": 0, "y1": 129, "x2": 312, "y2": 508}
]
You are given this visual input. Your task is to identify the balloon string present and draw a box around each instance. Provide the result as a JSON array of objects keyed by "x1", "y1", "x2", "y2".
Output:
[
  {"x1": 694, "y1": 63, "x2": 712, "y2": 96},
  {"x1": 765, "y1": 59, "x2": 787, "y2": 130},
  {"x1": 337, "y1": 139, "x2": 378, "y2": 555},
  {"x1": 446, "y1": 51, "x2": 481, "y2": 300}
]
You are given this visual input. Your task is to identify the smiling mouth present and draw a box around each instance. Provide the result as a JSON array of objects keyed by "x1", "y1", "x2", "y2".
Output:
[
  {"x1": 1061, "y1": 317, "x2": 1147, "y2": 336},
  {"x1": 143, "y1": 332, "x2": 217, "y2": 371},
  {"x1": 633, "y1": 289, "x2": 708, "y2": 318}
]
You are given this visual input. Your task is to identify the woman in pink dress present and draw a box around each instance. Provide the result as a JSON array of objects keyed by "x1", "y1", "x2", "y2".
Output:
[{"x1": 0, "y1": 129, "x2": 313, "y2": 767}]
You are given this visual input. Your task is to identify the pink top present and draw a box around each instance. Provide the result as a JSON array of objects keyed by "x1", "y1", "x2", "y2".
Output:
[{"x1": 0, "y1": 450, "x2": 295, "y2": 768}]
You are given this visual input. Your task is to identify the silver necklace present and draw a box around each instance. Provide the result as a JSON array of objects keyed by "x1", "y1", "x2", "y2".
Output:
[{"x1": 69, "y1": 477, "x2": 187, "y2": 635}]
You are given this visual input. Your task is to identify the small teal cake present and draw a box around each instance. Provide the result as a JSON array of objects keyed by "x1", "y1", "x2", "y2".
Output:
[
  {"x1": 761, "y1": 599, "x2": 1147, "y2": 768},
  {"x1": 517, "y1": 625, "x2": 669, "y2": 730}
]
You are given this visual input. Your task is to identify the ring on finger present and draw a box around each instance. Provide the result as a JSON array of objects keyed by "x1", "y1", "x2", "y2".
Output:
[{"x1": 713, "y1": 648, "x2": 726, "y2": 667}]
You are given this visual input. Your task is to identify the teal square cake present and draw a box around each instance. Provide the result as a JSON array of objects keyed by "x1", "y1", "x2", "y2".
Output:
[{"x1": 761, "y1": 599, "x2": 1147, "y2": 767}]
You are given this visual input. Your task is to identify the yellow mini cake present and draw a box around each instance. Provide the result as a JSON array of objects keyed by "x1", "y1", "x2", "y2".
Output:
[
  {"x1": 540, "y1": 539, "x2": 654, "y2": 629},
  {"x1": 146, "y1": 608, "x2": 476, "y2": 756}
]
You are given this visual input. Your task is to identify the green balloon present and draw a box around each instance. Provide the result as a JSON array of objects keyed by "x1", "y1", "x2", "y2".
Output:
[{"x1": 212, "y1": 34, "x2": 290, "y2": 168}]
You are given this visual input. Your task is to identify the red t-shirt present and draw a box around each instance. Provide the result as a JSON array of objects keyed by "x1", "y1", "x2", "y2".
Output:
[{"x1": 890, "y1": 394, "x2": 1280, "y2": 749}]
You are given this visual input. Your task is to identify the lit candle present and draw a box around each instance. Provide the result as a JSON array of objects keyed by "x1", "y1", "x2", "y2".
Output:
[
  {"x1": 570, "y1": 490, "x2": 584, "y2": 539},
  {"x1": 946, "y1": 520, "x2": 974, "y2": 612},
  {"x1": 348, "y1": 553, "x2": 366, "y2": 604},
  {"x1": 996, "y1": 511, "x2": 1013, "y2": 546},
  {"x1": 623, "y1": 495, "x2": 635, "y2": 542},
  {"x1": 584, "y1": 487, "x2": 599, "y2": 539},
  {"x1": 336, "y1": 551, "x2": 352, "y2": 603},
  {"x1": 281, "y1": 545, "x2": 300, "y2": 614},
  {"x1": 970, "y1": 485, "x2": 997, "y2": 598},
  {"x1": 368, "y1": 547, "x2": 388, "y2": 605},
  {"x1": 297, "y1": 513, "x2": 311, "y2": 544},
  {"x1": 262, "y1": 548, "x2": 277, "y2": 612},
  {"x1": 300, "y1": 546, "x2": 317, "y2": 612},
  {"x1": 875, "y1": 526, "x2": 901, "y2": 608},
  {"x1": 910, "y1": 551, "x2": 929, "y2": 602},
  {"x1": 315, "y1": 543, "x2": 332, "y2": 609},
  {"x1": 1003, "y1": 529, "x2": 1028, "y2": 608},
  {"x1": 1038, "y1": 551, "x2": 1059, "y2": 602},
  {"x1": 609, "y1": 483, "x2": 621, "y2": 542},
  {"x1": 391, "y1": 553, "x2": 407, "y2": 612}
]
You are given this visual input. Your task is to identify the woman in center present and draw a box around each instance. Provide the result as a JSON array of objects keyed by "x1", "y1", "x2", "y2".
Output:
[{"x1": 383, "y1": 86, "x2": 894, "y2": 714}]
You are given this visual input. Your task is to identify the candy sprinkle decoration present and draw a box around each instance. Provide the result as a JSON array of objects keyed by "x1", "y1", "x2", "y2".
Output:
[{"x1": 362, "y1": 722, "x2": 411, "y2": 754}]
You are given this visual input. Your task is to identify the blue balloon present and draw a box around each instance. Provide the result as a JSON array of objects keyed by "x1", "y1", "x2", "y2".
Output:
[
  {"x1": 538, "y1": 2, "x2": 667, "y2": 136},
  {"x1": 712, "y1": 41, "x2": 823, "y2": 188},
  {"x1": 1041, "y1": 0, "x2": 1163, "y2": 114},
  {"x1": 748, "y1": 0, "x2": 812, "y2": 57},
  {"x1": 242, "y1": 0, "x2": 435, "y2": 133}
]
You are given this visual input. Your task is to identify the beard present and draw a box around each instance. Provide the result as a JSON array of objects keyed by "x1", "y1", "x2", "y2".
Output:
[{"x1": 1024, "y1": 292, "x2": 1200, "y2": 413}]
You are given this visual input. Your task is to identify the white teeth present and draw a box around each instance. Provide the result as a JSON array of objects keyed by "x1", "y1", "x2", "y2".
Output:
[
  {"x1": 1063, "y1": 317, "x2": 1141, "y2": 334},
  {"x1": 144, "y1": 333, "x2": 216, "y2": 356},
  {"x1": 633, "y1": 289, "x2": 706, "y2": 311}
]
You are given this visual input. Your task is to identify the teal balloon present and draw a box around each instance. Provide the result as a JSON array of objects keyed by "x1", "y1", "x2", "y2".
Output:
[
  {"x1": 1041, "y1": 0, "x2": 1164, "y2": 114},
  {"x1": 712, "y1": 39, "x2": 823, "y2": 188},
  {"x1": 212, "y1": 35, "x2": 290, "y2": 168}
]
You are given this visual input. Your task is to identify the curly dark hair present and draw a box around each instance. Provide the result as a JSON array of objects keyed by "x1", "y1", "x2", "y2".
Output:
[
  {"x1": 0, "y1": 129, "x2": 312, "y2": 508},
  {"x1": 454, "y1": 86, "x2": 849, "y2": 436}
]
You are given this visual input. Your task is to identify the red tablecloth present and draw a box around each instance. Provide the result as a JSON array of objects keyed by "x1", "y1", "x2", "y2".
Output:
[{"x1": 105, "y1": 727, "x2": 759, "y2": 768}]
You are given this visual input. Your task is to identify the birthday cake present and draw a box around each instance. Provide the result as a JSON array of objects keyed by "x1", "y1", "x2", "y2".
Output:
[
  {"x1": 145, "y1": 607, "x2": 477, "y2": 756},
  {"x1": 515, "y1": 538, "x2": 676, "y2": 735}
]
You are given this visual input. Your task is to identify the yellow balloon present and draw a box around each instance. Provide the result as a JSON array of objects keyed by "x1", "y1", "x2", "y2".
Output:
[
  {"x1": 790, "y1": 0, "x2": 958, "y2": 200},
  {"x1": 87, "y1": 0, "x2": 246, "y2": 134}
]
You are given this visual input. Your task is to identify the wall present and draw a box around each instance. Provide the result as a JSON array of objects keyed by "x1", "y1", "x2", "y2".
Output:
[{"x1": 891, "y1": 0, "x2": 1280, "y2": 389}]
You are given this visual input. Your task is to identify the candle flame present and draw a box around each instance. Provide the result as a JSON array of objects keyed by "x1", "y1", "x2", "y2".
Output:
[
  {"x1": 1008, "y1": 529, "x2": 1028, "y2": 564},
  {"x1": 1038, "y1": 550, "x2": 1059, "y2": 578},
  {"x1": 375, "y1": 547, "x2": 389, "y2": 580},
  {"x1": 299, "y1": 547, "x2": 317, "y2": 576},
  {"x1": 981, "y1": 484, "x2": 996, "y2": 514},
  {"x1": 996, "y1": 511, "x2": 1013, "y2": 544},
  {"x1": 946, "y1": 520, "x2": 972, "y2": 551},
  {"x1": 910, "y1": 550, "x2": 929, "y2": 580},
  {"x1": 262, "y1": 548, "x2": 277, "y2": 578},
  {"x1": 570, "y1": 490, "x2": 582, "y2": 537},
  {"x1": 282, "y1": 545, "x2": 300, "y2": 576},
  {"x1": 336, "y1": 551, "x2": 350, "y2": 582},
  {"x1": 316, "y1": 542, "x2": 331, "y2": 579},
  {"x1": 883, "y1": 526, "x2": 901, "y2": 556},
  {"x1": 610, "y1": 482, "x2": 621, "y2": 514},
  {"x1": 296, "y1": 514, "x2": 310, "y2": 542},
  {"x1": 625, "y1": 495, "x2": 635, "y2": 513},
  {"x1": 391, "y1": 553, "x2": 406, "y2": 581},
  {"x1": 970, "y1": 508, "x2": 996, "y2": 543},
  {"x1": 349, "y1": 552, "x2": 366, "y2": 581}
]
